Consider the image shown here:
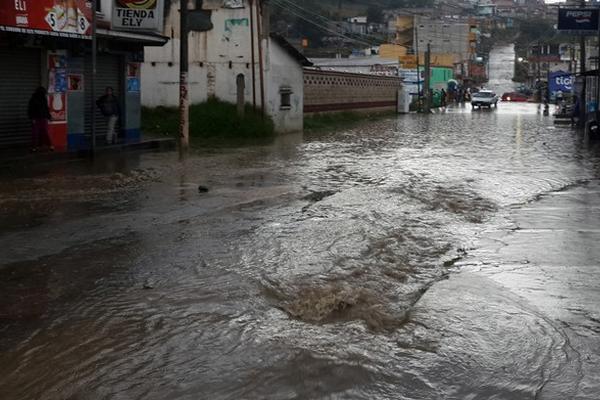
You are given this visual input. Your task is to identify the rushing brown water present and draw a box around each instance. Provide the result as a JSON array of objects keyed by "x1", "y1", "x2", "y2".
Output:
[{"x1": 1, "y1": 46, "x2": 600, "y2": 399}]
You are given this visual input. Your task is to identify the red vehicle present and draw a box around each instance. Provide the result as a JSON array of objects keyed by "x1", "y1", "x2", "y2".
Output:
[{"x1": 501, "y1": 92, "x2": 529, "y2": 102}]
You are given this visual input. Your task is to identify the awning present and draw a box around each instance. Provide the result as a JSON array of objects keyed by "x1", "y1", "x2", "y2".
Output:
[
  {"x1": 97, "y1": 29, "x2": 168, "y2": 46},
  {"x1": 579, "y1": 69, "x2": 600, "y2": 77}
]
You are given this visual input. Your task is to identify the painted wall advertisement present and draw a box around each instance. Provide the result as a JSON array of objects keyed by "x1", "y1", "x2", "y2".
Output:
[
  {"x1": 0, "y1": 0, "x2": 92, "y2": 38},
  {"x1": 46, "y1": 51, "x2": 68, "y2": 151},
  {"x1": 48, "y1": 53, "x2": 68, "y2": 122},
  {"x1": 112, "y1": 0, "x2": 164, "y2": 32}
]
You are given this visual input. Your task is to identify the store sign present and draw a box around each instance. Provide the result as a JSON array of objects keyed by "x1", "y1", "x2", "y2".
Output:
[
  {"x1": 112, "y1": 0, "x2": 164, "y2": 31},
  {"x1": 557, "y1": 8, "x2": 599, "y2": 32},
  {"x1": 549, "y1": 71, "x2": 574, "y2": 96},
  {"x1": 0, "y1": 0, "x2": 92, "y2": 38}
]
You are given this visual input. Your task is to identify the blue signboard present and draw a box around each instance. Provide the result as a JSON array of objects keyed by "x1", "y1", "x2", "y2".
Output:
[
  {"x1": 127, "y1": 77, "x2": 140, "y2": 93},
  {"x1": 558, "y1": 8, "x2": 599, "y2": 32},
  {"x1": 548, "y1": 71, "x2": 574, "y2": 99}
]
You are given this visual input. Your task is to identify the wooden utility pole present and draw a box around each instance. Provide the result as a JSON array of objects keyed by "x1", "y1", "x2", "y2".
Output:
[
  {"x1": 91, "y1": 0, "x2": 97, "y2": 154},
  {"x1": 249, "y1": 0, "x2": 257, "y2": 111},
  {"x1": 257, "y1": 0, "x2": 266, "y2": 116},
  {"x1": 415, "y1": 18, "x2": 421, "y2": 112},
  {"x1": 424, "y1": 42, "x2": 431, "y2": 113},
  {"x1": 596, "y1": 12, "x2": 600, "y2": 121},
  {"x1": 179, "y1": 0, "x2": 190, "y2": 158},
  {"x1": 579, "y1": 0, "x2": 587, "y2": 127}
]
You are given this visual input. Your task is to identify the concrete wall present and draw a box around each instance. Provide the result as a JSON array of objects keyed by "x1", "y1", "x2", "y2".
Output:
[
  {"x1": 142, "y1": 0, "x2": 259, "y2": 108},
  {"x1": 304, "y1": 69, "x2": 402, "y2": 114},
  {"x1": 265, "y1": 38, "x2": 304, "y2": 133}
]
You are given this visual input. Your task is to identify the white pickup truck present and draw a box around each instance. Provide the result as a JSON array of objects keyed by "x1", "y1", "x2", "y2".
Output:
[{"x1": 471, "y1": 90, "x2": 499, "y2": 109}]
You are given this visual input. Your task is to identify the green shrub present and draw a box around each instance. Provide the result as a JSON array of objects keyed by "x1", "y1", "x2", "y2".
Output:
[{"x1": 142, "y1": 98, "x2": 275, "y2": 143}]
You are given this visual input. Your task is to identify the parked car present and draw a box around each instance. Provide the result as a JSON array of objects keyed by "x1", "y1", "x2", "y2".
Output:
[
  {"x1": 516, "y1": 85, "x2": 533, "y2": 96},
  {"x1": 471, "y1": 90, "x2": 499, "y2": 109},
  {"x1": 501, "y1": 92, "x2": 529, "y2": 102}
]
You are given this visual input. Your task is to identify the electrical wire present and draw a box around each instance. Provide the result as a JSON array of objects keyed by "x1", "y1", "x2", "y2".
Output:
[
  {"x1": 271, "y1": 0, "x2": 481, "y2": 57},
  {"x1": 271, "y1": 0, "x2": 384, "y2": 44},
  {"x1": 273, "y1": 0, "x2": 474, "y2": 45},
  {"x1": 270, "y1": 0, "x2": 380, "y2": 47}
]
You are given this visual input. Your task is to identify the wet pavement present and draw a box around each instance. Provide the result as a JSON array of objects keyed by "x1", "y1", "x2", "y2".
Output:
[{"x1": 1, "y1": 46, "x2": 600, "y2": 399}]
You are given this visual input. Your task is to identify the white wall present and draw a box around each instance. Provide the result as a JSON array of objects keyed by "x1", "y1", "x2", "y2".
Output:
[
  {"x1": 98, "y1": 0, "x2": 113, "y2": 22},
  {"x1": 142, "y1": 0, "x2": 260, "y2": 108},
  {"x1": 265, "y1": 38, "x2": 304, "y2": 133},
  {"x1": 142, "y1": 0, "x2": 304, "y2": 133}
]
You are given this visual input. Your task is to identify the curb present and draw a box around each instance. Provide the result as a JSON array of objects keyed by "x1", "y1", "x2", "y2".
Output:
[{"x1": 0, "y1": 138, "x2": 176, "y2": 168}]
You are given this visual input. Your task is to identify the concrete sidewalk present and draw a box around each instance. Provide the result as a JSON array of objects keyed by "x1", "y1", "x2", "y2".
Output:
[{"x1": 0, "y1": 138, "x2": 175, "y2": 169}]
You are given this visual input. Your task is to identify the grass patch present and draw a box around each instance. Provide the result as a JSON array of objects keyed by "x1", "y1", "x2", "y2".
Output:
[
  {"x1": 142, "y1": 97, "x2": 275, "y2": 146},
  {"x1": 304, "y1": 111, "x2": 396, "y2": 132}
]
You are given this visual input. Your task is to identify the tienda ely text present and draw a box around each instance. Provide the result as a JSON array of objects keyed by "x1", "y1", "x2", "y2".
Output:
[{"x1": 115, "y1": 9, "x2": 155, "y2": 27}]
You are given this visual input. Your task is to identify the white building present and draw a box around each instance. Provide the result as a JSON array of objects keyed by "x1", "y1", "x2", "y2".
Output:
[
  {"x1": 414, "y1": 16, "x2": 472, "y2": 62},
  {"x1": 141, "y1": 0, "x2": 310, "y2": 133},
  {"x1": 345, "y1": 16, "x2": 368, "y2": 35},
  {"x1": 266, "y1": 34, "x2": 312, "y2": 133}
]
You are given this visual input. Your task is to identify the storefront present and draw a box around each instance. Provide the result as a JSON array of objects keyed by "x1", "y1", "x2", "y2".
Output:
[
  {"x1": 0, "y1": 45, "x2": 42, "y2": 148},
  {"x1": 0, "y1": 1, "x2": 167, "y2": 152}
]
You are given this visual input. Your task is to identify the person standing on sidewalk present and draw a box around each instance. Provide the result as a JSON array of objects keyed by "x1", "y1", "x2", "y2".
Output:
[
  {"x1": 27, "y1": 87, "x2": 52, "y2": 152},
  {"x1": 96, "y1": 87, "x2": 120, "y2": 144}
]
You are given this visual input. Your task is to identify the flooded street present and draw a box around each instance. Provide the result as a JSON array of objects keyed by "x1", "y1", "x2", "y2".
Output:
[{"x1": 1, "y1": 46, "x2": 600, "y2": 399}]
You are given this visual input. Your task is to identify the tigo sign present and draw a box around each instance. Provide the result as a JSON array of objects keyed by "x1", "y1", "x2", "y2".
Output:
[
  {"x1": 112, "y1": 0, "x2": 163, "y2": 31},
  {"x1": 549, "y1": 71, "x2": 574, "y2": 97},
  {"x1": 558, "y1": 8, "x2": 599, "y2": 32}
]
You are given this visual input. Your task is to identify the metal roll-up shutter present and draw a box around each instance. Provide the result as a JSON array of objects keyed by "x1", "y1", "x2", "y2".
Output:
[
  {"x1": 0, "y1": 47, "x2": 41, "y2": 149},
  {"x1": 84, "y1": 54, "x2": 122, "y2": 142}
]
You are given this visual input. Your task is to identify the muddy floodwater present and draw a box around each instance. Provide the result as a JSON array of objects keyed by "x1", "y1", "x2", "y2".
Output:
[{"x1": 1, "y1": 46, "x2": 600, "y2": 399}]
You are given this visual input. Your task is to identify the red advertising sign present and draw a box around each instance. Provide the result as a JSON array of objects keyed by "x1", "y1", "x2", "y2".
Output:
[{"x1": 0, "y1": 0, "x2": 92, "y2": 38}]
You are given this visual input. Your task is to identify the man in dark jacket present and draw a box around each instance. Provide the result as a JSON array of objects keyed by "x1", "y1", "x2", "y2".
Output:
[
  {"x1": 96, "y1": 87, "x2": 120, "y2": 144},
  {"x1": 27, "y1": 87, "x2": 52, "y2": 151}
]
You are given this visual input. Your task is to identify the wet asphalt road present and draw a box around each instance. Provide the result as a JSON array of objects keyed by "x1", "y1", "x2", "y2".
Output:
[{"x1": 1, "y1": 47, "x2": 600, "y2": 399}]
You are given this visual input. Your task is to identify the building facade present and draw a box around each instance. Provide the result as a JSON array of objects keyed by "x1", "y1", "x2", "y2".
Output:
[
  {"x1": 0, "y1": 0, "x2": 166, "y2": 151},
  {"x1": 142, "y1": 0, "x2": 309, "y2": 133}
]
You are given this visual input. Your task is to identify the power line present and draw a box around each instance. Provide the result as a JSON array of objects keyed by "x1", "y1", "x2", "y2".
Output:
[
  {"x1": 273, "y1": 0, "x2": 475, "y2": 46},
  {"x1": 270, "y1": 0, "x2": 379, "y2": 47},
  {"x1": 272, "y1": 0, "x2": 385, "y2": 44},
  {"x1": 271, "y1": 0, "x2": 480, "y2": 59}
]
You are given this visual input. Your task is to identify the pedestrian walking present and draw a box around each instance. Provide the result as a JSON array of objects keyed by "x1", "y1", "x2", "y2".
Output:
[
  {"x1": 441, "y1": 89, "x2": 447, "y2": 108},
  {"x1": 27, "y1": 87, "x2": 52, "y2": 152},
  {"x1": 96, "y1": 87, "x2": 120, "y2": 144},
  {"x1": 571, "y1": 96, "x2": 580, "y2": 127},
  {"x1": 458, "y1": 88, "x2": 465, "y2": 103}
]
